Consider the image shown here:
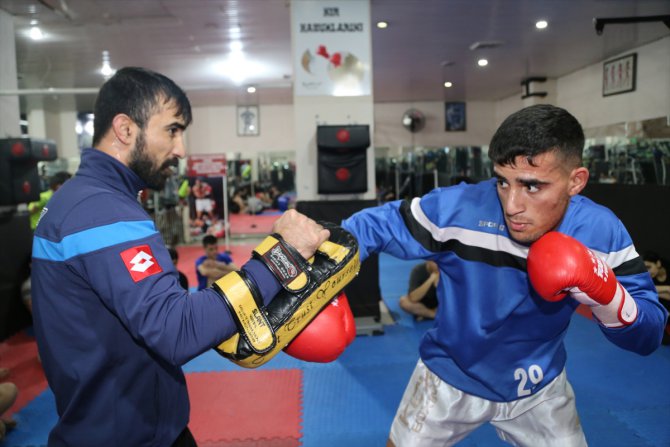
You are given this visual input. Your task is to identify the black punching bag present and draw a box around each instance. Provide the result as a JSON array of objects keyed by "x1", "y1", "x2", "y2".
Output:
[
  {"x1": 317, "y1": 125, "x2": 369, "y2": 194},
  {"x1": 0, "y1": 138, "x2": 58, "y2": 206}
]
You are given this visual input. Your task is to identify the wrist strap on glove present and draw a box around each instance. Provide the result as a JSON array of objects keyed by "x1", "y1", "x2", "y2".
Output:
[
  {"x1": 252, "y1": 234, "x2": 311, "y2": 293},
  {"x1": 212, "y1": 271, "x2": 275, "y2": 354},
  {"x1": 571, "y1": 283, "x2": 638, "y2": 328}
]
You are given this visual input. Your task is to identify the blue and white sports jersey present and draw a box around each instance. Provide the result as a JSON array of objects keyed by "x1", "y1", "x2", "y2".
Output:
[
  {"x1": 343, "y1": 179, "x2": 666, "y2": 402},
  {"x1": 31, "y1": 148, "x2": 279, "y2": 446}
]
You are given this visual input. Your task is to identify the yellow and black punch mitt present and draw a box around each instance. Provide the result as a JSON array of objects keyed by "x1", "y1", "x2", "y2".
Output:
[{"x1": 213, "y1": 222, "x2": 360, "y2": 368}]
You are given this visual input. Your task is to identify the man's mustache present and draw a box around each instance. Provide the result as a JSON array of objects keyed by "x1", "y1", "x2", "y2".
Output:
[{"x1": 162, "y1": 158, "x2": 179, "y2": 172}]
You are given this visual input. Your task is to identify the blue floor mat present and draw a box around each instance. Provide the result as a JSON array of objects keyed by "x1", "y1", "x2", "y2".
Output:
[{"x1": 4, "y1": 253, "x2": 670, "y2": 447}]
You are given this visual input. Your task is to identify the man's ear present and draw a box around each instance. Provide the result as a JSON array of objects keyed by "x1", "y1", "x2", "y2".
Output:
[
  {"x1": 111, "y1": 114, "x2": 135, "y2": 146},
  {"x1": 568, "y1": 166, "x2": 589, "y2": 196}
]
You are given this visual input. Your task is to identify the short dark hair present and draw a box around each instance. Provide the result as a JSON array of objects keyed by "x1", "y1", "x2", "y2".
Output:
[
  {"x1": 202, "y1": 235, "x2": 218, "y2": 247},
  {"x1": 488, "y1": 104, "x2": 585, "y2": 167},
  {"x1": 92, "y1": 67, "x2": 192, "y2": 146},
  {"x1": 50, "y1": 171, "x2": 72, "y2": 189},
  {"x1": 167, "y1": 246, "x2": 178, "y2": 261},
  {"x1": 643, "y1": 251, "x2": 663, "y2": 264}
]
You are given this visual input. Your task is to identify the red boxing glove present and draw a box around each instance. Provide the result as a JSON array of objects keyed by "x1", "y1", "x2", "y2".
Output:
[
  {"x1": 527, "y1": 232, "x2": 638, "y2": 328},
  {"x1": 284, "y1": 292, "x2": 356, "y2": 362}
]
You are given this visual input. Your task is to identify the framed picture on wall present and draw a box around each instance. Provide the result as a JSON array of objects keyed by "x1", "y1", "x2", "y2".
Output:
[
  {"x1": 445, "y1": 102, "x2": 466, "y2": 131},
  {"x1": 237, "y1": 105, "x2": 260, "y2": 136},
  {"x1": 602, "y1": 53, "x2": 636, "y2": 97}
]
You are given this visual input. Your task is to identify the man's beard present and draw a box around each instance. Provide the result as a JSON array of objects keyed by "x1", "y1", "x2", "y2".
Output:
[{"x1": 128, "y1": 131, "x2": 177, "y2": 190}]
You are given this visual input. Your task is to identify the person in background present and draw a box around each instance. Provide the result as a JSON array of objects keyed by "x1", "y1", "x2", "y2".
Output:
[
  {"x1": 0, "y1": 362, "x2": 17, "y2": 442},
  {"x1": 30, "y1": 66, "x2": 329, "y2": 446},
  {"x1": 28, "y1": 171, "x2": 71, "y2": 230},
  {"x1": 399, "y1": 261, "x2": 439, "y2": 321},
  {"x1": 168, "y1": 246, "x2": 189, "y2": 291},
  {"x1": 644, "y1": 251, "x2": 670, "y2": 344},
  {"x1": 191, "y1": 177, "x2": 213, "y2": 222},
  {"x1": 342, "y1": 104, "x2": 666, "y2": 446},
  {"x1": 195, "y1": 235, "x2": 238, "y2": 290}
]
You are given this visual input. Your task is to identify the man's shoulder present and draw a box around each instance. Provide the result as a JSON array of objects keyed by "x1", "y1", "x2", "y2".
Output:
[
  {"x1": 217, "y1": 253, "x2": 232, "y2": 263},
  {"x1": 36, "y1": 181, "x2": 146, "y2": 239}
]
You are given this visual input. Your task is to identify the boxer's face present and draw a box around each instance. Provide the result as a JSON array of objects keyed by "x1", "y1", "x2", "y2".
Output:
[
  {"x1": 644, "y1": 260, "x2": 660, "y2": 279},
  {"x1": 204, "y1": 243, "x2": 218, "y2": 260},
  {"x1": 128, "y1": 99, "x2": 187, "y2": 189},
  {"x1": 494, "y1": 151, "x2": 588, "y2": 245}
]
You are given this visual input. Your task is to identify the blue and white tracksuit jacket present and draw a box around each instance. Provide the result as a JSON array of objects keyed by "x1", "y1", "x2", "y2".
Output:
[{"x1": 343, "y1": 179, "x2": 667, "y2": 402}]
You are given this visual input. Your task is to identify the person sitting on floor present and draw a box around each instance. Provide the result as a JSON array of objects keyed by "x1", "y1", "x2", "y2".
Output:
[
  {"x1": 195, "y1": 235, "x2": 238, "y2": 290},
  {"x1": 168, "y1": 247, "x2": 189, "y2": 291},
  {"x1": 399, "y1": 261, "x2": 439, "y2": 321},
  {"x1": 644, "y1": 251, "x2": 670, "y2": 345},
  {"x1": 0, "y1": 379, "x2": 18, "y2": 441}
]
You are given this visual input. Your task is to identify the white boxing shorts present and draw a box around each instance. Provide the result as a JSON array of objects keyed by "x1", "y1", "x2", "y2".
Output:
[{"x1": 389, "y1": 359, "x2": 587, "y2": 447}]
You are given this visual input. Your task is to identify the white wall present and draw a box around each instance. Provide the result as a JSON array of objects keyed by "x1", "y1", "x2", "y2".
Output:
[
  {"x1": 187, "y1": 104, "x2": 295, "y2": 159},
  {"x1": 44, "y1": 96, "x2": 78, "y2": 159},
  {"x1": 0, "y1": 10, "x2": 20, "y2": 137},
  {"x1": 25, "y1": 37, "x2": 670, "y2": 174},
  {"x1": 374, "y1": 101, "x2": 497, "y2": 155},
  {"x1": 557, "y1": 36, "x2": 670, "y2": 130}
]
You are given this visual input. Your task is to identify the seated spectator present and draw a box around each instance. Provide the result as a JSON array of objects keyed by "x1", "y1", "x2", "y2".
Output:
[
  {"x1": 195, "y1": 235, "x2": 238, "y2": 290},
  {"x1": 167, "y1": 247, "x2": 189, "y2": 291},
  {"x1": 399, "y1": 261, "x2": 439, "y2": 321},
  {"x1": 0, "y1": 381, "x2": 18, "y2": 441},
  {"x1": 246, "y1": 195, "x2": 265, "y2": 215},
  {"x1": 28, "y1": 171, "x2": 71, "y2": 230},
  {"x1": 231, "y1": 190, "x2": 248, "y2": 215},
  {"x1": 644, "y1": 251, "x2": 670, "y2": 345}
]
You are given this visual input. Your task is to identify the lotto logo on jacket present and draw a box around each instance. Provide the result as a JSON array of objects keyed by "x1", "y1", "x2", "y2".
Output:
[{"x1": 120, "y1": 245, "x2": 163, "y2": 282}]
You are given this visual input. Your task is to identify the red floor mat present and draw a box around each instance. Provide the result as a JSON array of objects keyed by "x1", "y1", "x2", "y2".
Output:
[
  {"x1": 0, "y1": 331, "x2": 48, "y2": 418},
  {"x1": 186, "y1": 369, "x2": 302, "y2": 446},
  {"x1": 228, "y1": 213, "x2": 281, "y2": 235}
]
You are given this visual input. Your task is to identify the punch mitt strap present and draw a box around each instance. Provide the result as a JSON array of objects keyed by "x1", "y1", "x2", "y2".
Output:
[
  {"x1": 252, "y1": 234, "x2": 310, "y2": 293},
  {"x1": 216, "y1": 222, "x2": 360, "y2": 368},
  {"x1": 212, "y1": 271, "x2": 276, "y2": 354}
]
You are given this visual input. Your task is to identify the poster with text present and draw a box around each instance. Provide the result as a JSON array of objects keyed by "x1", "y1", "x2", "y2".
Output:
[{"x1": 292, "y1": 0, "x2": 371, "y2": 97}]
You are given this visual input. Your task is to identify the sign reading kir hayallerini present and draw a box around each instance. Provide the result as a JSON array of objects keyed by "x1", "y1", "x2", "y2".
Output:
[{"x1": 292, "y1": 1, "x2": 371, "y2": 97}]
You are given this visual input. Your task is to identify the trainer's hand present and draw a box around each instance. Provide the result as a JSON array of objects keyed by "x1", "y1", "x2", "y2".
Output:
[{"x1": 272, "y1": 209, "x2": 330, "y2": 259}]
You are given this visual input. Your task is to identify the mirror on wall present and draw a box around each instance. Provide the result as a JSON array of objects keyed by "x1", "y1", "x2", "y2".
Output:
[
  {"x1": 584, "y1": 117, "x2": 670, "y2": 186},
  {"x1": 375, "y1": 145, "x2": 492, "y2": 201}
]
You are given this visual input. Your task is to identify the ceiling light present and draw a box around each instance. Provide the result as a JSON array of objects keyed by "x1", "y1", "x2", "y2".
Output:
[
  {"x1": 246, "y1": 86, "x2": 256, "y2": 93},
  {"x1": 535, "y1": 20, "x2": 548, "y2": 29},
  {"x1": 376, "y1": 21, "x2": 388, "y2": 29},
  {"x1": 215, "y1": 56, "x2": 266, "y2": 85},
  {"x1": 444, "y1": 81, "x2": 453, "y2": 88},
  {"x1": 101, "y1": 62, "x2": 114, "y2": 77},
  {"x1": 29, "y1": 24, "x2": 44, "y2": 40},
  {"x1": 477, "y1": 58, "x2": 488, "y2": 67},
  {"x1": 230, "y1": 41, "x2": 243, "y2": 52},
  {"x1": 100, "y1": 50, "x2": 115, "y2": 78},
  {"x1": 229, "y1": 25, "x2": 241, "y2": 38}
]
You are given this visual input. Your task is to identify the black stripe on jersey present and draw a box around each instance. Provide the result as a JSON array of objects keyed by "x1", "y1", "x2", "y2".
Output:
[
  {"x1": 399, "y1": 200, "x2": 442, "y2": 251},
  {"x1": 399, "y1": 200, "x2": 527, "y2": 271},
  {"x1": 613, "y1": 255, "x2": 648, "y2": 276}
]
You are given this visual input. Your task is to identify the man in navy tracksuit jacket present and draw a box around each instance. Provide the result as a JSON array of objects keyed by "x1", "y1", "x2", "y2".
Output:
[{"x1": 31, "y1": 67, "x2": 329, "y2": 446}]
